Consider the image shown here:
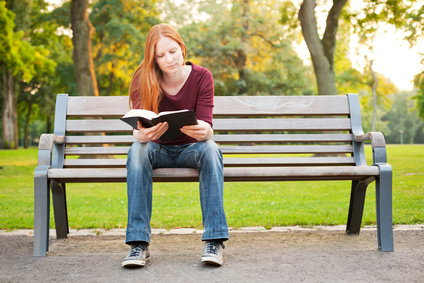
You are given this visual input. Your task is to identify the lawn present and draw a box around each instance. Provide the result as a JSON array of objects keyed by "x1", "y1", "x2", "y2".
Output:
[{"x1": 0, "y1": 145, "x2": 423, "y2": 230}]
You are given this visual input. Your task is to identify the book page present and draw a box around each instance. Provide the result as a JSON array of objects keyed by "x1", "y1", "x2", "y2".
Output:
[
  {"x1": 122, "y1": 109, "x2": 158, "y2": 120},
  {"x1": 157, "y1": 109, "x2": 190, "y2": 117}
]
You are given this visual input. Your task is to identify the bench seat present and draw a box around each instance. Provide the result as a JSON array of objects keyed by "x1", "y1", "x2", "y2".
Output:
[{"x1": 47, "y1": 166, "x2": 380, "y2": 183}]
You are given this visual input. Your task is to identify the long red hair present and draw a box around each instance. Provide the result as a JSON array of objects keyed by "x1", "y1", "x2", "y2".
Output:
[{"x1": 129, "y1": 23, "x2": 187, "y2": 112}]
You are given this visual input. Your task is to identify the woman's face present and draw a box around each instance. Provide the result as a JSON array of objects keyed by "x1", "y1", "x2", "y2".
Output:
[{"x1": 155, "y1": 36, "x2": 184, "y2": 75}]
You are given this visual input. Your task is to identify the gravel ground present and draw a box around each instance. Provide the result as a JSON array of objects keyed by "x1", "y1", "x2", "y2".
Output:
[{"x1": 1, "y1": 227, "x2": 423, "y2": 282}]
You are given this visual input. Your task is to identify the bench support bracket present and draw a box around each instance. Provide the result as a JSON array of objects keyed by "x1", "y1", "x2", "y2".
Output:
[
  {"x1": 51, "y1": 181, "x2": 69, "y2": 238},
  {"x1": 346, "y1": 176, "x2": 375, "y2": 234}
]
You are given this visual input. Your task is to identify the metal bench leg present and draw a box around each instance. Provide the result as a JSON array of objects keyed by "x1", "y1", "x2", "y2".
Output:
[
  {"x1": 51, "y1": 181, "x2": 69, "y2": 238},
  {"x1": 33, "y1": 166, "x2": 50, "y2": 257},
  {"x1": 346, "y1": 177, "x2": 375, "y2": 234},
  {"x1": 375, "y1": 164, "x2": 394, "y2": 252}
]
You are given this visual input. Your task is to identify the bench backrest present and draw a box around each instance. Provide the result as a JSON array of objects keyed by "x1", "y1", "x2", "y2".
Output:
[{"x1": 53, "y1": 94, "x2": 364, "y2": 169}]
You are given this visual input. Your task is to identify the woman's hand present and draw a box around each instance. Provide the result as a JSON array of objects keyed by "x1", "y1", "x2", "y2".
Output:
[
  {"x1": 180, "y1": 120, "x2": 213, "y2": 141},
  {"x1": 133, "y1": 120, "x2": 169, "y2": 143}
]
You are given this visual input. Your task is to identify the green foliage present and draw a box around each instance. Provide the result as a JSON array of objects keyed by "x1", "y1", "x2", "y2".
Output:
[
  {"x1": 3, "y1": 0, "x2": 423, "y2": 146},
  {"x1": 43, "y1": 0, "x2": 72, "y2": 28},
  {"x1": 1, "y1": 1, "x2": 60, "y2": 149},
  {"x1": 403, "y1": 3, "x2": 424, "y2": 44},
  {"x1": 346, "y1": 0, "x2": 423, "y2": 45},
  {"x1": 334, "y1": 20, "x2": 363, "y2": 94},
  {"x1": 279, "y1": 0, "x2": 299, "y2": 32},
  {"x1": 15, "y1": 0, "x2": 72, "y2": 146},
  {"x1": 413, "y1": 68, "x2": 424, "y2": 120},
  {"x1": 332, "y1": 19, "x2": 398, "y2": 130},
  {"x1": 0, "y1": 2, "x2": 37, "y2": 81},
  {"x1": 0, "y1": 2, "x2": 15, "y2": 67},
  {"x1": 382, "y1": 91, "x2": 424, "y2": 144},
  {"x1": 161, "y1": 0, "x2": 315, "y2": 96},
  {"x1": 90, "y1": 0, "x2": 160, "y2": 96}
]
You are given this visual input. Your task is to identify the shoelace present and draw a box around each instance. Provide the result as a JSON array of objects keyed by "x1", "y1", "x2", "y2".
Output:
[
  {"x1": 206, "y1": 241, "x2": 225, "y2": 255},
  {"x1": 129, "y1": 244, "x2": 146, "y2": 257}
]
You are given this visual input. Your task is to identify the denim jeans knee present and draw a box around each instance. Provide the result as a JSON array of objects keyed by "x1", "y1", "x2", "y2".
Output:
[{"x1": 125, "y1": 140, "x2": 229, "y2": 244}]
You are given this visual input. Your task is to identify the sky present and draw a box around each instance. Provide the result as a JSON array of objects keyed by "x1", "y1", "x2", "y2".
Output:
[
  {"x1": 360, "y1": 30, "x2": 423, "y2": 91},
  {"x1": 297, "y1": 26, "x2": 424, "y2": 91}
]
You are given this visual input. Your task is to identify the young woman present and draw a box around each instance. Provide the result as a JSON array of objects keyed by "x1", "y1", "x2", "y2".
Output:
[{"x1": 122, "y1": 23, "x2": 229, "y2": 268}]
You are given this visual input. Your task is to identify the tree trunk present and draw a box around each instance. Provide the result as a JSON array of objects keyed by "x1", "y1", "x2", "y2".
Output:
[
  {"x1": 1, "y1": 67, "x2": 18, "y2": 149},
  {"x1": 370, "y1": 60, "x2": 378, "y2": 132},
  {"x1": 298, "y1": 0, "x2": 347, "y2": 95},
  {"x1": 237, "y1": 0, "x2": 249, "y2": 95},
  {"x1": 106, "y1": 65, "x2": 115, "y2": 97},
  {"x1": 71, "y1": 0, "x2": 105, "y2": 159},
  {"x1": 46, "y1": 114, "x2": 52, "y2": 134},
  {"x1": 23, "y1": 98, "x2": 33, "y2": 148},
  {"x1": 71, "y1": 0, "x2": 99, "y2": 96}
]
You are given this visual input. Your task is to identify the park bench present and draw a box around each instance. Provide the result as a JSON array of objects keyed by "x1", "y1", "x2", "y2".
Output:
[{"x1": 33, "y1": 93, "x2": 393, "y2": 257}]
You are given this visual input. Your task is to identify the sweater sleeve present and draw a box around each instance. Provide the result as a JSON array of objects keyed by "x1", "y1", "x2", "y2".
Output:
[{"x1": 194, "y1": 67, "x2": 214, "y2": 128}]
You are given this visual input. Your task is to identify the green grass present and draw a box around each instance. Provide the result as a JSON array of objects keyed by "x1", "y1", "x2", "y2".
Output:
[{"x1": 0, "y1": 145, "x2": 423, "y2": 230}]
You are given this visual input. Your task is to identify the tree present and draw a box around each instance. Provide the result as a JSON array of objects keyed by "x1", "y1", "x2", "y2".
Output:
[
  {"x1": 280, "y1": 0, "x2": 423, "y2": 96},
  {"x1": 331, "y1": 23, "x2": 398, "y2": 133},
  {"x1": 359, "y1": 62, "x2": 397, "y2": 133},
  {"x1": 414, "y1": 68, "x2": 424, "y2": 120},
  {"x1": 331, "y1": 16, "x2": 365, "y2": 95},
  {"x1": 71, "y1": 0, "x2": 99, "y2": 96},
  {"x1": 404, "y1": 1, "x2": 424, "y2": 118},
  {"x1": 90, "y1": 0, "x2": 160, "y2": 96},
  {"x1": 348, "y1": 1, "x2": 424, "y2": 120},
  {"x1": 1, "y1": 2, "x2": 22, "y2": 149},
  {"x1": 0, "y1": 1, "x2": 54, "y2": 149},
  {"x1": 16, "y1": 0, "x2": 74, "y2": 147},
  {"x1": 382, "y1": 91, "x2": 424, "y2": 144},
  {"x1": 298, "y1": 0, "x2": 347, "y2": 95},
  {"x1": 369, "y1": 60, "x2": 378, "y2": 131},
  {"x1": 160, "y1": 0, "x2": 314, "y2": 96}
]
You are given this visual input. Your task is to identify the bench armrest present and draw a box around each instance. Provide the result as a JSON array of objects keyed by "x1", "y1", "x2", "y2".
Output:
[
  {"x1": 36, "y1": 134, "x2": 54, "y2": 167},
  {"x1": 353, "y1": 132, "x2": 388, "y2": 165},
  {"x1": 353, "y1": 132, "x2": 386, "y2": 148},
  {"x1": 38, "y1": 134, "x2": 54, "y2": 150}
]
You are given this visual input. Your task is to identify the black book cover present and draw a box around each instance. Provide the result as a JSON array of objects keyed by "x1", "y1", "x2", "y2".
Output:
[{"x1": 120, "y1": 109, "x2": 198, "y2": 141}]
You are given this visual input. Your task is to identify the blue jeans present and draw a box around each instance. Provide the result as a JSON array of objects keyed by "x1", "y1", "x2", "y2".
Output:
[{"x1": 125, "y1": 140, "x2": 229, "y2": 244}]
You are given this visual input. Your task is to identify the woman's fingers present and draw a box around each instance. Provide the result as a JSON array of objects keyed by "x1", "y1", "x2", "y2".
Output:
[{"x1": 144, "y1": 122, "x2": 168, "y2": 140}]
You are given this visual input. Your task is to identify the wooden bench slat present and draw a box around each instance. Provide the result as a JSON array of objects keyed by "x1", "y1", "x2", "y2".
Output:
[
  {"x1": 211, "y1": 96, "x2": 351, "y2": 116},
  {"x1": 224, "y1": 157, "x2": 355, "y2": 166},
  {"x1": 63, "y1": 157, "x2": 356, "y2": 168},
  {"x1": 66, "y1": 118, "x2": 352, "y2": 133},
  {"x1": 64, "y1": 133, "x2": 352, "y2": 145},
  {"x1": 65, "y1": 135, "x2": 136, "y2": 144},
  {"x1": 64, "y1": 159, "x2": 127, "y2": 168},
  {"x1": 64, "y1": 145, "x2": 353, "y2": 156},
  {"x1": 220, "y1": 145, "x2": 353, "y2": 154},
  {"x1": 66, "y1": 120, "x2": 132, "y2": 133},
  {"x1": 213, "y1": 118, "x2": 352, "y2": 131},
  {"x1": 212, "y1": 134, "x2": 353, "y2": 143},
  {"x1": 48, "y1": 166, "x2": 379, "y2": 183},
  {"x1": 65, "y1": 96, "x2": 350, "y2": 117},
  {"x1": 65, "y1": 147, "x2": 130, "y2": 155},
  {"x1": 67, "y1": 96, "x2": 130, "y2": 117}
]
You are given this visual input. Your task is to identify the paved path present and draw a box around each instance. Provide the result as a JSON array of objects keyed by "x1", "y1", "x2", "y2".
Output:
[{"x1": 1, "y1": 226, "x2": 423, "y2": 282}]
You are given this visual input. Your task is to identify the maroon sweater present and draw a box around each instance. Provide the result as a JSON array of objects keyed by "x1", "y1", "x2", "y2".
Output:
[{"x1": 131, "y1": 62, "x2": 215, "y2": 145}]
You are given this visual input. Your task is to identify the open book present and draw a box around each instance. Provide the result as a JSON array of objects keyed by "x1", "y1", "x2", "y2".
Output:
[{"x1": 120, "y1": 109, "x2": 198, "y2": 141}]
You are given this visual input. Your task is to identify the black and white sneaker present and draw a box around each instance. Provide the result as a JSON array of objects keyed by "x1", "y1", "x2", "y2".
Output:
[
  {"x1": 201, "y1": 241, "x2": 225, "y2": 266},
  {"x1": 122, "y1": 243, "x2": 150, "y2": 268}
]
